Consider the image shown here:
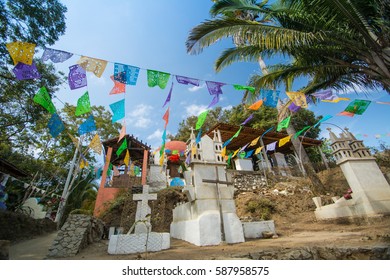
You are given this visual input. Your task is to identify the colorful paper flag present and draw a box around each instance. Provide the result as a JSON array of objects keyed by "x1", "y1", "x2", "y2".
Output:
[
  {"x1": 110, "y1": 75, "x2": 126, "y2": 94},
  {"x1": 232, "y1": 149, "x2": 240, "y2": 158},
  {"x1": 75, "y1": 92, "x2": 91, "y2": 116},
  {"x1": 240, "y1": 143, "x2": 249, "y2": 152},
  {"x1": 314, "y1": 115, "x2": 333, "y2": 128},
  {"x1": 89, "y1": 134, "x2": 102, "y2": 155},
  {"x1": 233, "y1": 84, "x2": 255, "y2": 93},
  {"x1": 123, "y1": 150, "x2": 130, "y2": 167},
  {"x1": 116, "y1": 138, "x2": 128, "y2": 157},
  {"x1": 255, "y1": 146, "x2": 263, "y2": 155},
  {"x1": 311, "y1": 89, "x2": 334, "y2": 100},
  {"x1": 77, "y1": 56, "x2": 107, "y2": 78},
  {"x1": 248, "y1": 99, "x2": 263, "y2": 110},
  {"x1": 114, "y1": 63, "x2": 140, "y2": 85},
  {"x1": 68, "y1": 133, "x2": 79, "y2": 148},
  {"x1": 33, "y1": 87, "x2": 56, "y2": 114},
  {"x1": 195, "y1": 110, "x2": 209, "y2": 130},
  {"x1": 294, "y1": 125, "x2": 311, "y2": 139},
  {"x1": 206, "y1": 81, "x2": 225, "y2": 95},
  {"x1": 196, "y1": 128, "x2": 202, "y2": 144},
  {"x1": 245, "y1": 149, "x2": 255, "y2": 158},
  {"x1": 279, "y1": 135, "x2": 291, "y2": 147},
  {"x1": 260, "y1": 89, "x2": 280, "y2": 108},
  {"x1": 78, "y1": 115, "x2": 96, "y2": 135},
  {"x1": 163, "y1": 82, "x2": 174, "y2": 107},
  {"x1": 6, "y1": 41, "x2": 36, "y2": 65},
  {"x1": 118, "y1": 122, "x2": 126, "y2": 142},
  {"x1": 286, "y1": 91, "x2": 308, "y2": 108},
  {"x1": 344, "y1": 99, "x2": 371, "y2": 115},
  {"x1": 147, "y1": 70, "x2": 170, "y2": 89},
  {"x1": 249, "y1": 136, "x2": 260, "y2": 147},
  {"x1": 222, "y1": 138, "x2": 232, "y2": 148},
  {"x1": 337, "y1": 111, "x2": 355, "y2": 117},
  {"x1": 107, "y1": 163, "x2": 113, "y2": 176},
  {"x1": 110, "y1": 99, "x2": 125, "y2": 123},
  {"x1": 241, "y1": 114, "x2": 254, "y2": 125},
  {"x1": 47, "y1": 113, "x2": 65, "y2": 138},
  {"x1": 266, "y1": 141, "x2": 277, "y2": 152},
  {"x1": 13, "y1": 62, "x2": 41, "y2": 80},
  {"x1": 68, "y1": 64, "x2": 87, "y2": 90},
  {"x1": 277, "y1": 116, "x2": 291, "y2": 131},
  {"x1": 207, "y1": 94, "x2": 220, "y2": 108},
  {"x1": 288, "y1": 102, "x2": 301, "y2": 113},
  {"x1": 41, "y1": 48, "x2": 73, "y2": 63},
  {"x1": 221, "y1": 146, "x2": 226, "y2": 157},
  {"x1": 176, "y1": 75, "x2": 200, "y2": 86},
  {"x1": 163, "y1": 107, "x2": 170, "y2": 128}
]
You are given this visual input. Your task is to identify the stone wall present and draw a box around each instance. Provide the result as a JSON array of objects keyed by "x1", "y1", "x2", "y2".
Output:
[
  {"x1": 47, "y1": 214, "x2": 105, "y2": 258},
  {"x1": 228, "y1": 171, "x2": 267, "y2": 194}
]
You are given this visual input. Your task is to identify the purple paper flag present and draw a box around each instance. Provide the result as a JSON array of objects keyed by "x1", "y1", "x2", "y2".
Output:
[
  {"x1": 185, "y1": 152, "x2": 191, "y2": 165},
  {"x1": 206, "y1": 81, "x2": 225, "y2": 95},
  {"x1": 311, "y1": 89, "x2": 333, "y2": 100},
  {"x1": 47, "y1": 113, "x2": 65, "y2": 138},
  {"x1": 41, "y1": 48, "x2": 73, "y2": 63},
  {"x1": 176, "y1": 75, "x2": 200, "y2": 86},
  {"x1": 13, "y1": 62, "x2": 41, "y2": 80},
  {"x1": 207, "y1": 94, "x2": 220, "y2": 108},
  {"x1": 163, "y1": 82, "x2": 174, "y2": 107},
  {"x1": 240, "y1": 143, "x2": 249, "y2": 152},
  {"x1": 288, "y1": 102, "x2": 301, "y2": 112},
  {"x1": 68, "y1": 64, "x2": 87, "y2": 90},
  {"x1": 241, "y1": 114, "x2": 254, "y2": 125},
  {"x1": 266, "y1": 141, "x2": 277, "y2": 152}
]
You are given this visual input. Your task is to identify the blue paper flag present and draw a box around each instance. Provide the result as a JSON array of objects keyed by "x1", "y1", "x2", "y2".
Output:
[
  {"x1": 314, "y1": 115, "x2": 333, "y2": 128},
  {"x1": 245, "y1": 149, "x2": 255, "y2": 158},
  {"x1": 48, "y1": 113, "x2": 65, "y2": 138},
  {"x1": 78, "y1": 115, "x2": 96, "y2": 135},
  {"x1": 109, "y1": 99, "x2": 125, "y2": 123},
  {"x1": 260, "y1": 89, "x2": 280, "y2": 108},
  {"x1": 114, "y1": 63, "x2": 140, "y2": 85},
  {"x1": 196, "y1": 128, "x2": 202, "y2": 144}
]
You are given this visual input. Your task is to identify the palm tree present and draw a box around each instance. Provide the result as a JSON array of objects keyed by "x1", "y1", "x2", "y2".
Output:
[
  {"x1": 188, "y1": 0, "x2": 390, "y2": 94},
  {"x1": 187, "y1": 0, "x2": 330, "y2": 191}
]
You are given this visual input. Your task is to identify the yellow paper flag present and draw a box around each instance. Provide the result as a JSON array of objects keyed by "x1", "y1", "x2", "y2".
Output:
[
  {"x1": 249, "y1": 136, "x2": 260, "y2": 147},
  {"x1": 124, "y1": 150, "x2": 130, "y2": 167},
  {"x1": 89, "y1": 134, "x2": 102, "y2": 155},
  {"x1": 191, "y1": 144, "x2": 197, "y2": 156},
  {"x1": 6, "y1": 41, "x2": 36, "y2": 65},
  {"x1": 232, "y1": 148, "x2": 240, "y2": 158},
  {"x1": 248, "y1": 100, "x2": 263, "y2": 110},
  {"x1": 77, "y1": 56, "x2": 108, "y2": 78},
  {"x1": 221, "y1": 146, "x2": 226, "y2": 157},
  {"x1": 255, "y1": 146, "x2": 263, "y2": 155},
  {"x1": 286, "y1": 91, "x2": 308, "y2": 108},
  {"x1": 159, "y1": 154, "x2": 164, "y2": 166},
  {"x1": 279, "y1": 135, "x2": 292, "y2": 147}
]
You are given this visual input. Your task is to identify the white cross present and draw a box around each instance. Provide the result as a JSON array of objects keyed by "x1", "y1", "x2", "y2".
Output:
[{"x1": 132, "y1": 185, "x2": 157, "y2": 233}]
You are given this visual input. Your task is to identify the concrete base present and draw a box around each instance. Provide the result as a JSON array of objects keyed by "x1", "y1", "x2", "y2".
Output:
[
  {"x1": 108, "y1": 232, "x2": 170, "y2": 254},
  {"x1": 242, "y1": 220, "x2": 276, "y2": 239},
  {"x1": 314, "y1": 196, "x2": 390, "y2": 220}
]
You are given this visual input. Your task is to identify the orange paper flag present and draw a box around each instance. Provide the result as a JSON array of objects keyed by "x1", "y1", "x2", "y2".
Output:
[
  {"x1": 248, "y1": 100, "x2": 263, "y2": 110},
  {"x1": 110, "y1": 75, "x2": 126, "y2": 94},
  {"x1": 163, "y1": 107, "x2": 170, "y2": 128}
]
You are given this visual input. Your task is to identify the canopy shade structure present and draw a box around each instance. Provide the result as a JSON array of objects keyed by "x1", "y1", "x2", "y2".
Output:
[
  {"x1": 102, "y1": 134, "x2": 151, "y2": 166},
  {"x1": 0, "y1": 158, "x2": 30, "y2": 178},
  {"x1": 205, "y1": 123, "x2": 322, "y2": 154}
]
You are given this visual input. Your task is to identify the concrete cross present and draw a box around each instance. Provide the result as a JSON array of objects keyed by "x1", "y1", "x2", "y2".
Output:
[{"x1": 132, "y1": 185, "x2": 157, "y2": 233}]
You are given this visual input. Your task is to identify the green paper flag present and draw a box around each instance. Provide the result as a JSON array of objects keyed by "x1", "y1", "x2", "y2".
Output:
[
  {"x1": 232, "y1": 126, "x2": 243, "y2": 138},
  {"x1": 147, "y1": 70, "x2": 171, "y2": 89},
  {"x1": 116, "y1": 138, "x2": 128, "y2": 157},
  {"x1": 294, "y1": 125, "x2": 311, "y2": 139},
  {"x1": 107, "y1": 163, "x2": 113, "y2": 176},
  {"x1": 196, "y1": 110, "x2": 209, "y2": 130},
  {"x1": 233, "y1": 84, "x2": 255, "y2": 93},
  {"x1": 277, "y1": 116, "x2": 291, "y2": 132},
  {"x1": 75, "y1": 91, "x2": 91, "y2": 116},
  {"x1": 33, "y1": 87, "x2": 56, "y2": 114},
  {"x1": 344, "y1": 99, "x2": 371, "y2": 115}
]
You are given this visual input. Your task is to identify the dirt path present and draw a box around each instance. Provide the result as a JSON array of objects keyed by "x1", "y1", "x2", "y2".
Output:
[{"x1": 9, "y1": 232, "x2": 58, "y2": 260}]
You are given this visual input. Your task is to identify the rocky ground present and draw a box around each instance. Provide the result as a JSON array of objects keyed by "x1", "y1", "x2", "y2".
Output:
[{"x1": 7, "y1": 166, "x2": 390, "y2": 260}]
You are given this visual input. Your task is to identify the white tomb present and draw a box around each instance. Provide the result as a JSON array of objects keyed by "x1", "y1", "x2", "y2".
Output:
[
  {"x1": 234, "y1": 158, "x2": 253, "y2": 171},
  {"x1": 272, "y1": 152, "x2": 291, "y2": 176},
  {"x1": 170, "y1": 130, "x2": 245, "y2": 246},
  {"x1": 21, "y1": 197, "x2": 47, "y2": 219},
  {"x1": 313, "y1": 128, "x2": 390, "y2": 220},
  {"x1": 108, "y1": 185, "x2": 170, "y2": 254}
]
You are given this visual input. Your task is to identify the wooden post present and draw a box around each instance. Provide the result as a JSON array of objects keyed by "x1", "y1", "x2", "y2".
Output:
[
  {"x1": 93, "y1": 147, "x2": 113, "y2": 217},
  {"x1": 141, "y1": 149, "x2": 148, "y2": 185}
]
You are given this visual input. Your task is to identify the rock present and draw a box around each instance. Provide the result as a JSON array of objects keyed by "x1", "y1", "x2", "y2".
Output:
[{"x1": 262, "y1": 231, "x2": 274, "y2": 239}]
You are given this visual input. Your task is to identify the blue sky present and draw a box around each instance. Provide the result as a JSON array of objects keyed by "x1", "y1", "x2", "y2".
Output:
[{"x1": 47, "y1": 0, "x2": 390, "y2": 149}]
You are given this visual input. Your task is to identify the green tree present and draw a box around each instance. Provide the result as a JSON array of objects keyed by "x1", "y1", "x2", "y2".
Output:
[{"x1": 189, "y1": 0, "x2": 390, "y2": 94}]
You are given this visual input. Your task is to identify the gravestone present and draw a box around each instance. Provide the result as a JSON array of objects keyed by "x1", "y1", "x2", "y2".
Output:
[
  {"x1": 108, "y1": 185, "x2": 170, "y2": 254},
  {"x1": 313, "y1": 128, "x2": 390, "y2": 220}
]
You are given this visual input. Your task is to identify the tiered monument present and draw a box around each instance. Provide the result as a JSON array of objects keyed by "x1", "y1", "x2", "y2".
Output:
[
  {"x1": 313, "y1": 128, "x2": 390, "y2": 220},
  {"x1": 170, "y1": 130, "x2": 245, "y2": 246}
]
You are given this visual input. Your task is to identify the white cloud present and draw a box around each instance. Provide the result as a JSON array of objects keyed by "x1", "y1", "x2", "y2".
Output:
[
  {"x1": 222, "y1": 105, "x2": 233, "y2": 111},
  {"x1": 188, "y1": 84, "x2": 205, "y2": 92},
  {"x1": 127, "y1": 104, "x2": 153, "y2": 128},
  {"x1": 185, "y1": 104, "x2": 208, "y2": 117},
  {"x1": 147, "y1": 129, "x2": 163, "y2": 140},
  {"x1": 88, "y1": 73, "x2": 107, "y2": 86}
]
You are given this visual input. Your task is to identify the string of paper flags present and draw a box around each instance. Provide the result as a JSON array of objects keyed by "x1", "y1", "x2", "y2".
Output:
[{"x1": 5, "y1": 42, "x2": 390, "y2": 169}]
